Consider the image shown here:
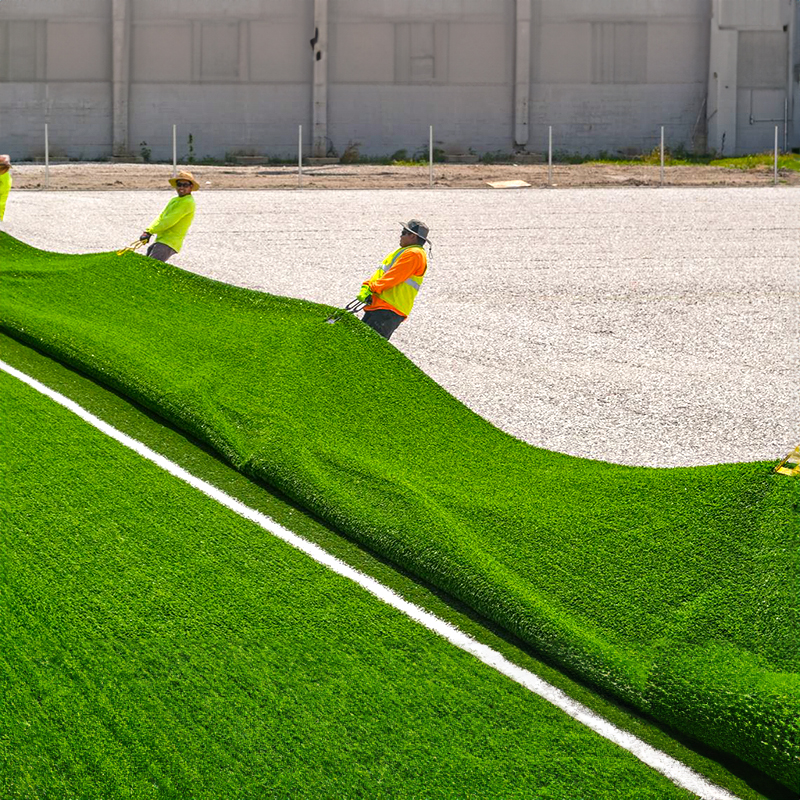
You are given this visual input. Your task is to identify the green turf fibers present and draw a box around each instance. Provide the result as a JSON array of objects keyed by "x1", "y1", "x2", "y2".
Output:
[
  {"x1": 1, "y1": 233, "x2": 798, "y2": 790},
  {"x1": 1, "y1": 370, "x2": 698, "y2": 799}
]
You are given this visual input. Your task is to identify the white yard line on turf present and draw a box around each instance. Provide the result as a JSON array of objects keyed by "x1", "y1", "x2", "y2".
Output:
[{"x1": 2, "y1": 359, "x2": 741, "y2": 800}]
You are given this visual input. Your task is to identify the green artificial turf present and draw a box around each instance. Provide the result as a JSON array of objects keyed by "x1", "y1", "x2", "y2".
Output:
[
  {"x1": 1, "y1": 371, "x2": 701, "y2": 799},
  {"x1": 1, "y1": 232, "x2": 798, "y2": 790}
]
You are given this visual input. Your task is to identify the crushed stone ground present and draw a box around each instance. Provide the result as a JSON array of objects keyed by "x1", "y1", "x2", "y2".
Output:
[{"x1": 3, "y1": 179, "x2": 798, "y2": 467}]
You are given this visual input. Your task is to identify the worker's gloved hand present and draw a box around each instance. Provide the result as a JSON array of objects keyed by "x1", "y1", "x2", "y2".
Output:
[
  {"x1": 139, "y1": 231, "x2": 152, "y2": 242},
  {"x1": 356, "y1": 285, "x2": 372, "y2": 303}
]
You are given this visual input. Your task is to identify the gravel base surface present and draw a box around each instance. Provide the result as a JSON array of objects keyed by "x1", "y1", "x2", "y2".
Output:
[{"x1": 4, "y1": 187, "x2": 797, "y2": 467}]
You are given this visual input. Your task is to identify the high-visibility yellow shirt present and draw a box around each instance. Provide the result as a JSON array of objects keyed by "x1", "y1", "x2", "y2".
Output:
[
  {"x1": 146, "y1": 194, "x2": 196, "y2": 252},
  {"x1": 0, "y1": 171, "x2": 11, "y2": 221},
  {"x1": 363, "y1": 245, "x2": 427, "y2": 318}
]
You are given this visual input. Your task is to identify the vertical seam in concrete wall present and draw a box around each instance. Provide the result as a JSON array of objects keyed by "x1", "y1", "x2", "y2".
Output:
[
  {"x1": 0, "y1": 22, "x2": 7, "y2": 81},
  {"x1": 515, "y1": 0, "x2": 531, "y2": 147},
  {"x1": 434, "y1": 22, "x2": 449, "y2": 83},
  {"x1": 192, "y1": 20, "x2": 201, "y2": 84},
  {"x1": 787, "y1": 0, "x2": 796, "y2": 125},
  {"x1": 395, "y1": 23, "x2": 410, "y2": 84},
  {"x1": 112, "y1": 0, "x2": 130, "y2": 157},
  {"x1": 239, "y1": 20, "x2": 249, "y2": 83},
  {"x1": 37, "y1": 19, "x2": 47, "y2": 81},
  {"x1": 312, "y1": 0, "x2": 328, "y2": 157}
]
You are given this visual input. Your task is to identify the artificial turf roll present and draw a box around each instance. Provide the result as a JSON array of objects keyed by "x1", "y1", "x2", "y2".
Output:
[{"x1": 2, "y1": 232, "x2": 797, "y2": 789}]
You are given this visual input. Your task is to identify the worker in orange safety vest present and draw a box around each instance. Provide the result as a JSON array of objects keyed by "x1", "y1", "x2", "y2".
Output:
[{"x1": 356, "y1": 219, "x2": 430, "y2": 340}]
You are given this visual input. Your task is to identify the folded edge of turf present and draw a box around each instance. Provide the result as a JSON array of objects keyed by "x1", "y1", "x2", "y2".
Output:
[{"x1": 1, "y1": 233, "x2": 798, "y2": 789}]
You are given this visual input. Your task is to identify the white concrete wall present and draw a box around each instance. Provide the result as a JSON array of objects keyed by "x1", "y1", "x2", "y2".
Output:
[
  {"x1": 325, "y1": 0, "x2": 514, "y2": 156},
  {"x1": 0, "y1": 0, "x2": 112, "y2": 158},
  {"x1": 0, "y1": 0, "x2": 795, "y2": 160},
  {"x1": 707, "y1": 0, "x2": 794, "y2": 155},
  {"x1": 793, "y1": 0, "x2": 800, "y2": 151},
  {"x1": 127, "y1": 0, "x2": 311, "y2": 160},
  {"x1": 129, "y1": 84, "x2": 311, "y2": 160},
  {"x1": 532, "y1": 0, "x2": 710, "y2": 155}
]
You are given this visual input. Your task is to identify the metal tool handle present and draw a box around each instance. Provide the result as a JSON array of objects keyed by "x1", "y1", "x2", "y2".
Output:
[
  {"x1": 344, "y1": 298, "x2": 367, "y2": 314},
  {"x1": 324, "y1": 297, "x2": 367, "y2": 324}
]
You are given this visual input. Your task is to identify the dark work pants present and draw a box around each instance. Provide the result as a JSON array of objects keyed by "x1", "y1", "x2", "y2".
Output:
[
  {"x1": 362, "y1": 309, "x2": 404, "y2": 341},
  {"x1": 146, "y1": 242, "x2": 177, "y2": 262}
]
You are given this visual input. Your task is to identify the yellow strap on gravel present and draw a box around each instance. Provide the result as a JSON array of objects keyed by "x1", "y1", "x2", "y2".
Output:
[{"x1": 774, "y1": 445, "x2": 800, "y2": 476}]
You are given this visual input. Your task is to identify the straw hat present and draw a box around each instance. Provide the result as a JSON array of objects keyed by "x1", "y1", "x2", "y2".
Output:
[{"x1": 168, "y1": 170, "x2": 199, "y2": 191}]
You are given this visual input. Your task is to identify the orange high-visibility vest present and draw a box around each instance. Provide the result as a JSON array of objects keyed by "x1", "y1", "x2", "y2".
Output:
[{"x1": 364, "y1": 245, "x2": 427, "y2": 318}]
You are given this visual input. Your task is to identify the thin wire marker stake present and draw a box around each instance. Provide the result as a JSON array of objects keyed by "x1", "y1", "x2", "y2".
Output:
[
  {"x1": 774, "y1": 125, "x2": 779, "y2": 185},
  {"x1": 44, "y1": 123, "x2": 50, "y2": 191},
  {"x1": 298, "y1": 124, "x2": 303, "y2": 189},
  {"x1": 429, "y1": 125, "x2": 434, "y2": 188}
]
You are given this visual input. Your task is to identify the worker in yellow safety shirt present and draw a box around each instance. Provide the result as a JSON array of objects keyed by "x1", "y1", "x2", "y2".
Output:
[
  {"x1": 0, "y1": 154, "x2": 12, "y2": 225},
  {"x1": 357, "y1": 219, "x2": 430, "y2": 340},
  {"x1": 138, "y1": 170, "x2": 198, "y2": 262}
]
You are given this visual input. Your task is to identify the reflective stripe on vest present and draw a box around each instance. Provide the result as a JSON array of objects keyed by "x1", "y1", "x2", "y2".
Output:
[{"x1": 376, "y1": 245, "x2": 426, "y2": 317}]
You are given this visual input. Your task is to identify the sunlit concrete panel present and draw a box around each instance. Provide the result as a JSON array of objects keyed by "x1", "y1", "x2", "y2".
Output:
[
  {"x1": 47, "y1": 21, "x2": 110, "y2": 81},
  {"x1": 329, "y1": 23, "x2": 394, "y2": 83},
  {"x1": 536, "y1": 23, "x2": 591, "y2": 84},
  {"x1": 250, "y1": 21, "x2": 311, "y2": 83},
  {"x1": 647, "y1": 22, "x2": 708, "y2": 83},
  {"x1": 718, "y1": 0, "x2": 787, "y2": 31},
  {"x1": 0, "y1": 0, "x2": 109, "y2": 20},
  {"x1": 737, "y1": 30, "x2": 788, "y2": 88},
  {"x1": 541, "y1": 0, "x2": 709, "y2": 23},
  {"x1": 736, "y1": 87, "x2": 786, "y2": 153},
  {"x1": 328, "y1": 84, "x2": 512, "y2": 156},
  {"x1": 134, "y1": 0, "x2": 307, "y2": 22},
  {"x1": 448, "y1": 22, "x2": 511, "y2": 84},
  {"x1": 529, "y1": 83, "x2": 706, "y2": 154},
  {"x1": 334, "y1": 0, "x2": 508, "y2": 22},
  {"x1": 128, "y1": 83, "x2": 310, "y2": 160},
  {"x1": 131, "y1": 22, "x2": 192, "y2": 83},
  {"x1": 0, "y1": 83, "x2": 111, "y2": 159}
]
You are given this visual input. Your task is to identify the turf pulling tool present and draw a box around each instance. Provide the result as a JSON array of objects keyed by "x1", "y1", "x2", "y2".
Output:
[
  {"x1": 116, "y1": 239, "x2": 147, "y2": 256},
  {"x1": 325, "y1": 298, "x2": 367, "y2": 324},
  {"x1": 774, "y1": 444, "x2": 800, "y2": 476}
]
